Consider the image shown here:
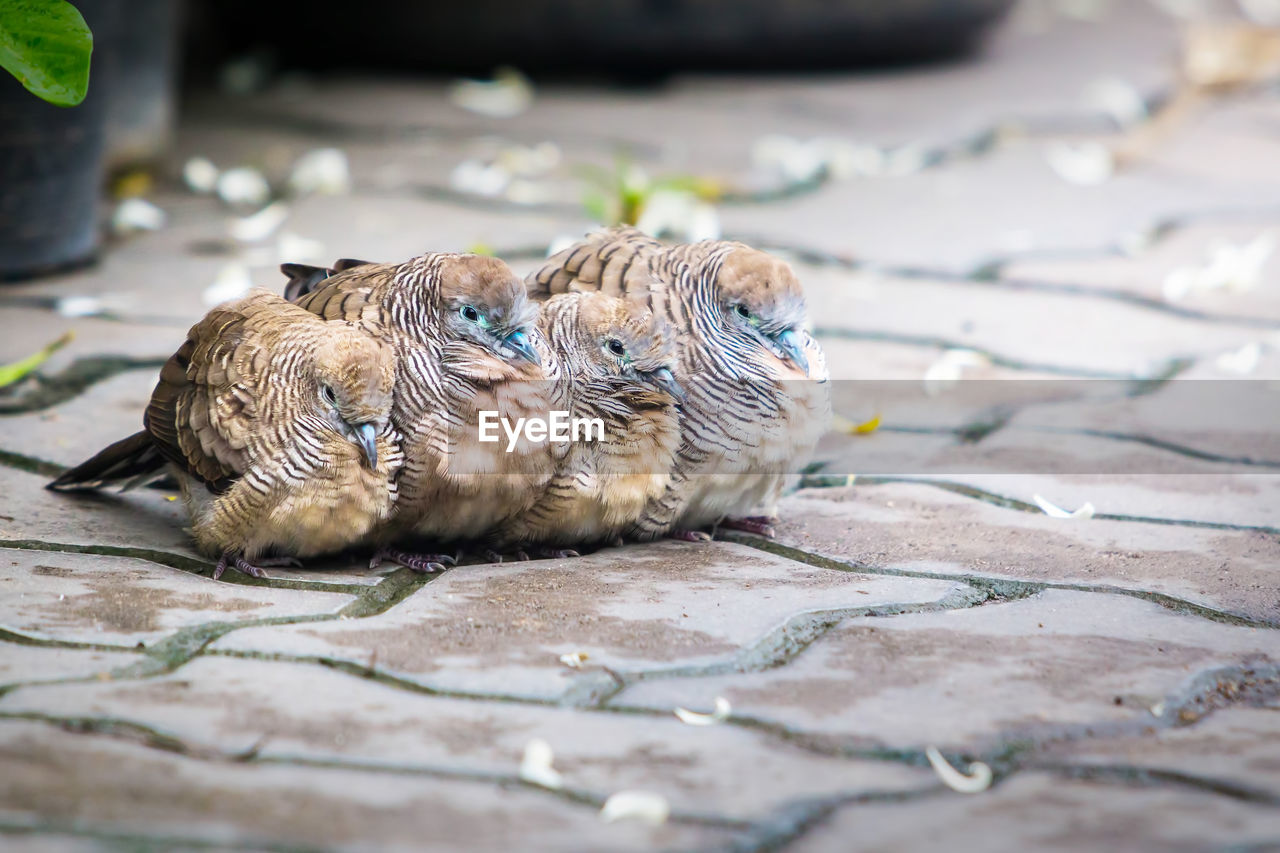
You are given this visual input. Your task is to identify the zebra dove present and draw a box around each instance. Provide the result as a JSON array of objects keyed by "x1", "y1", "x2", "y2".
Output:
[
  {"x1": 528, "y1": 226, "x2": 831, "y2": 540},
  {"x1": 284, "y1": 253, "x2": 564, "y2": 566},
  {"x1": 49, "y1": 289, "x2": 402, "y2": 579},
  {"x1": 489, "y1": 291, "x2": 682, "y2": 553}
]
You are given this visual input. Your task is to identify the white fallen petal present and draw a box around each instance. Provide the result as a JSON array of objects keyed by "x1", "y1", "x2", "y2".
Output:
[
  {"x1": 217, "y1": 167, "x2": 271, "y2": 207},
  {"x1": 1085, "y1": 76, "x2": 1148, "y2": 127},
  {"x1": 55, "y1": 295, "x2": 104, "y2": 318},
  {"x1": 1216, "y1": 342, "x2": 1262, "y2": 375},
  {"x1": 202, "y1": 264, "x2": 253, "y2": 307},
  {"x1": 1045, "y1": 141, "x2": 1114, "y2": 186},
  {"x1": 450, "y1": 159, "x2": 510, "y2": 197},
  {"x1": 449, "y1": 67, "x2": 534, "y2": 118},
  {"x1": 686, "y1": 201, "x2": 721, "y2": 242},
  {"x1": 110, "y1": 198, "x2": 166, "y2": 235},
  {"x1": 925, "y1": 746, "x2": 992, "y2": 794},
  {"x1": 599, "y1": 791, "x2": 670, "y2": 824},
  {"x1": 674, "y1": 696, "x2": 731, "y2": 726},
  {"x1": 884, "y1": 143, "x2": 930, "y2": 177},
  {"x1": 229, "y1": 201, "x2": 290, "y2": 243},
  {"x1": 923, "y1": 349, "x2": 990, "y2": 395},
  {"x1": 519, "y1": 738, "x2": 563, "y2": 789},
  {"x1": 1163, "y1": 232, "x2": 1275, "y2": 301},
  {"x1": 289, "y1": 148, "x2": 351, "y2": 196},
  {"x1": 277, "y1": 232, "x2": 326, "y2": 264},
  {"x1": 182, "y1": 157, "x2": 220, "y2": 194},
  {"x1": 1033, "y1": 494, "x2": 1096, "y2": 520},
  {"x1": 558, "y1": 651, "x2": 588, "y2": 668}
]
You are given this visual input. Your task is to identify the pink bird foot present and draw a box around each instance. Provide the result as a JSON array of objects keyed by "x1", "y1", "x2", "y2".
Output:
[
  {"x1": 669, "y1": 529, "x2": 712, "y2": 542},
  {"x1": 720, "y1": 515, "x2": 779, "y2": 538},
  {"x1": 369, "y1": 548, "x2": 457, "y2": 574}
]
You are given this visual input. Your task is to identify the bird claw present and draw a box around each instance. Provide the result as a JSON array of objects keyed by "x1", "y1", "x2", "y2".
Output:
[
  {"x1": 719, "y1": 515, "x2": 779, "y2": 538},
  {"x1": 480, "y1": 548, "x2": 506, "y2": 564},
  {"x1": 213, "y1": 553, "x2": 271, "y2": 580},
  {"x1": 538, "y1": 547, "x2": 580, "y2": 559},
  {"x1": 369, "y1": 548, "x2": 456, "y2": 574},
  {"x1": 669, "y1": 529, "x2": 713, "y2": 542}
]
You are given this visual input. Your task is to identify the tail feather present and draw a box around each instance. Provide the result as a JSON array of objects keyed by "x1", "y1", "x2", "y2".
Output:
[
  {"x1": 47, "y1": 431, "x2": 166, "y2": 492},
  {"x1": 281, "y1": 258, "x2": 373, "y2": 302}
]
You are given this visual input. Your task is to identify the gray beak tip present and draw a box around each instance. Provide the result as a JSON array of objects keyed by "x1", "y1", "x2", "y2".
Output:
[
  {"x1": 652, "y1": 367, "x2": 684, "y2": 400},
  {"x1": 506, "y1": 330, "x2": 540, "y2": 365},
  {"x1": 352, "y1": 422, "x2": 378, "y2": 469}
]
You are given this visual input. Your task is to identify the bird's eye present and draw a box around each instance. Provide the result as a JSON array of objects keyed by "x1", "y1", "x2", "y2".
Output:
[
  {"x1": 321, "y1": 385, "x2": 337, "y2": 405},
  {"x1": 607, "y1": 339, "x2": 626, "y2": 357},
  {"x1": 460, "y1": 305, "x2": 481, "y2": 323},
  {"x1": 734, "y1": 304, "x2": 751, "y2": 319}
]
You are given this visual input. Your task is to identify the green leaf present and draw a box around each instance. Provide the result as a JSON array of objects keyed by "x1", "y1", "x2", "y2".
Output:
[
  {"x1": 0, "y1": 0, "x2": 92, "y2": 107},
  {"x1": 0, "y1": 330, "x2": 73, "y2": 387}
]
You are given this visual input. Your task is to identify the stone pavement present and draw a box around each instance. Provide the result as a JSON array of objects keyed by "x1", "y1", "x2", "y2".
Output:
[{"x1": 2, "y1": 2, "x2": 1279, "y2": 850}]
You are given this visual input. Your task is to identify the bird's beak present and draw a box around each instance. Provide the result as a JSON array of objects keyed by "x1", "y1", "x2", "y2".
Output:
[
  {"x1": 504, "y1": 329, "x2": 540, "y2": 365},
  {"x1": 350, "y1": 422, "x2": 378, "y2": 469},
  {"x1": 774, "y1": 328, "x2": 809, "y2": 374},
  {"x1": 647, "y1": 367, "x2": 684, "y2": 400}
]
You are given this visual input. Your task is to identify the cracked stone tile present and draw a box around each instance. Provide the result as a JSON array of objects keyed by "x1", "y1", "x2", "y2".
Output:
[
  {"x1": 1039, "y1": 704, "x2": 1280, "y2": 800},
  {"x1": 0, "y1": 547, "x2": 354, "y2": 646},
  {"x1": 0, "y1": 646, "x2": 141, "y2": 688},
  {"x1": 901, "y1": 473, "x2": 1280, "y2": 530},
  {"x1": 0, "y1": 656, "x2": 936, "y2": 821},
  {"x1": 212, "y1": 540, "x2": 963, "y2": 700},
  {"x1": 775, "y1": 480, "x2": 1280, "y2": 622},
  {"x1": 789, "y1": 771, "x2": 1280, "y2": 853},
  {"x1": 801, "y1": 265, "x2": 1263, "y2": 377},
  {"x1": 0, "y1": 720, "x2": 733, "y2": 851},
  {"x1": 611, "y1": 590, "x2": 1278, "y2": 752},
  {"x1": 725, "y1": 136, "x2": 1280, "y2": 274},
  {"x1": 1001, "y1": 218, "x2": 1280, "y2": 329},
  {"x1": 0, "y1": 307, "x2": 175, "y2": 381},
  {"x1": 0, "y1": 468, "x2": 390, "y2": 587},
  {"x1": 0, "y1": 370, "x2": 157, "y2": 467}
]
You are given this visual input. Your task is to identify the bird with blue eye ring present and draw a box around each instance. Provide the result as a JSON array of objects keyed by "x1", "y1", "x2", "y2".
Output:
[{"x1": 459, "y1": 303, "x2": 540, "y2": 364}]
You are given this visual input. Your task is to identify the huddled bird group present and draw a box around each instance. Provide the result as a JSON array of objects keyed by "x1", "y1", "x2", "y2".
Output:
[{"x1": 50, "y1": 226, "x2": 831, "y2": 579}]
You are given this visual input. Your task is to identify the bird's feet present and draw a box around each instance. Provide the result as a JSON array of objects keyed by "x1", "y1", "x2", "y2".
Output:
[
  {"x1": 478, "y1": 548, "x2": 532, "y2": 564},
  {"x1": 668, "y1": 529, "x2": 712, "y2": 542},
  {"x1": 213, "y1": 553, "x2": 297, "y2": 580},
  {"x1": 537, "y1": 547, "x2": 580, "y2": 559},
  {"x1": 719, "y1": 515, "x2": 779, "y2": 538},
  {"x1": 369, "y1": 547, "x2": 457, "y2": 574}
]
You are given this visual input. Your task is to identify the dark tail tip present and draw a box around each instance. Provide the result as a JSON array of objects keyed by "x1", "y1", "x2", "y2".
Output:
[{"x1": 47, "y1": 432, "x2": 163, "y2": 493}]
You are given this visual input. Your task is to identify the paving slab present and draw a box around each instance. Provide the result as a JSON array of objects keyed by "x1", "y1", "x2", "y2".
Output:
[
  {"x1": 0, "y1": 546, "x2": 355, "y2": 646},
  {"x1": 0, "y1": 646, "x2": 142, "y2": 689},
  {"x1": 789, "y1": 771, "x2": 1280, "y2": 853},
  {"x1": 0, "y1": 720, "x2": 735, "y2": 851},
  {"x1": 772, "y1": 481, "x2": 1280, "y2": 623},
  {"x1": 0, "y1": 655, "x2": 935, "y2": 821},
  {"x1": 212, "y1": 540, "x2": 965, "y2": 701},
  {"x1": 611, "y1": 590, "x2": 1279, "y2": 753}
]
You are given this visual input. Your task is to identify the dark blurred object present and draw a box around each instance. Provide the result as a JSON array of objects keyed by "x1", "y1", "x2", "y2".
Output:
[
  {"x1": 186, "y1": 0, "x2": 1016, "y2": 76},
  {"x1": 95, "y1": 0, "x2": 183, "y2": 171},
  {"x1": 0, "y1": 0, "x2": 182, "y2": 281},
  {"x1": 0, "y1": 46, "x2": 105, "y2": 280}
]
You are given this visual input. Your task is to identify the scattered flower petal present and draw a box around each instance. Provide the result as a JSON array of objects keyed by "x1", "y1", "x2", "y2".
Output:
[
  {"x1": 599, "y1": 791, "x2": 670, "y2": 825},
  {"x1": 1150, "y1": 701, "x2": 1166, "y2": 717},
  {"x1": 229, "y1": 202, "x2": 290, "y2": 243},
  {"x1": 1045, "y1": 141, "x2": 1114, "y2": 186},
  {"x1": 674, "y1": 697, "x2": 731, "y2": 726},
  {"x1": 1033, "y1": 494, "x2": 1096, "y2": 519},
  {"x1": 636, "y1": 189, "x2": 721, "y2": 242},
  {"x1": 183, "y1": 157, "x2": 220, "y2": 194},
  {"x1": 853, "y1": 415, "x2": 882, "y2": 435},
  {"x1": 289, "y1": 148, "x2": 351, "y2": 195},
  {"x1": 202, "y1": 264, "x2": 254, "y2": 307},
  {"x1": 1216, "y1": 342, "x2": 1262, "y2": 374},
  {"x1": 1085, "y1": 76, "x2": 1148, "y2": 127},
  {"x1": 217, "y1": 167, "x2": 271, "y2": 207},
  {"x1": 519, "y1": 738, "x2": 563, "y2": 789},
  {"x1": 925, "y1": 746, "x2": 992, "y2": 794},
  {"x1": 55, "y1": 296, "x2": 103, "y2": 318},
  {"x1": 1162, "y1": 232, "x2": 1275, "y2": 301},
  {"x1": 110, "y1": 198, "x2": 166, "y2": 235},
  {"x1": 451, "y1": 159, "x2": 510, "y2": 197},
  {"x1": 558, "y1": 651, "x2": 589, "y2": 668},
  {"x1": 449, "y1": 67, "x2": 534, "y2": 118},
  {"x1": 924, "y1": 349, "x2": 990, "y2": 395}
]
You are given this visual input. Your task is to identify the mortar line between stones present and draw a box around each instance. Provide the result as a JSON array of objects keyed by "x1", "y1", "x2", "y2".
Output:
[{"x1": 0, "y1": 356, "x2": 168, "y2": 417}]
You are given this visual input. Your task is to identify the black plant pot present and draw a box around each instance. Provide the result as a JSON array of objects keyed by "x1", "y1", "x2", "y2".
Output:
[{"x1": 0, "y1": 70, "x2": 106, "y2": 281}]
